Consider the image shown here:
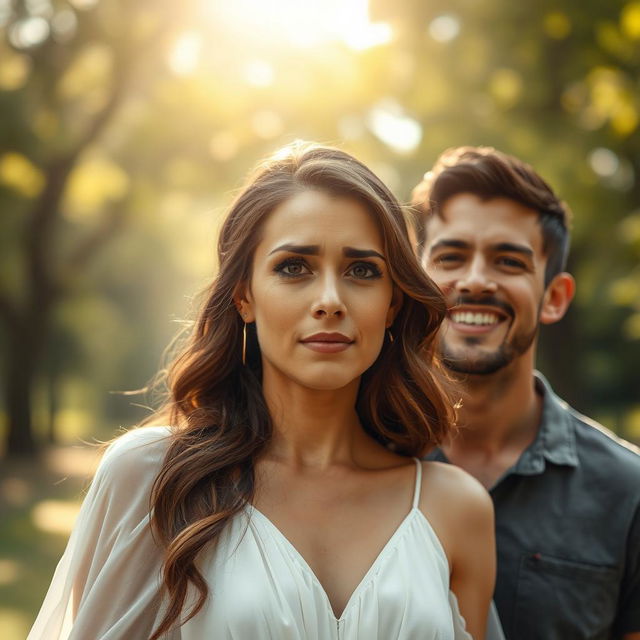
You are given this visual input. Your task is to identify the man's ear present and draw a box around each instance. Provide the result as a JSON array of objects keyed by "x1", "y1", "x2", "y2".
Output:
[
  {"x1": 233, "y1": 282, "x2": 256, "y2": 323},
  {"x1": 540, "y1": 272, "x2": 575, "y2": 325},
  {"x1": 386, "y1": 287, "x2": 404, "y2": 327}
]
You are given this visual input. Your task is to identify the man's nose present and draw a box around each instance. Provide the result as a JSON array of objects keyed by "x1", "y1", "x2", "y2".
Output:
[{"x1": 454, "y1": 257, "x2": 497, "y2": 296}]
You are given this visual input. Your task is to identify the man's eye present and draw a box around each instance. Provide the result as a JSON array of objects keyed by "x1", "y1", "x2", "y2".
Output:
[
  {"x1": 274, "y1": 258, "x2": 311, "y2": 277},
  {"x1": 497, "y1": 257, "x2": 526, "y2": 269},
  {"x1": 435, "y1": 254, "x2": 463, "y2": 265},
  {"x1": 347, "y1": 262, "x2": 382, "y2": 279}
]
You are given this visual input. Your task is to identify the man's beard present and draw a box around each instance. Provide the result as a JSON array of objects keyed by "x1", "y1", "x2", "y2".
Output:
[
  {"x1": 439, "y1": 294, "x2": 540, "y2": 375},
  {"x1": 439, "y1": 325, "x2": 537, "y2": 375}
]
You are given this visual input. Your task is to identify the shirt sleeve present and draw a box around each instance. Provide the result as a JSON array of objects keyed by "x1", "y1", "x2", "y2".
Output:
[
  {"x1": 27, "y1": 427, "x2": 180, "y2": 640},
  {"x1": 616, "y1": 501, "x2": 640, "y2": 635}
]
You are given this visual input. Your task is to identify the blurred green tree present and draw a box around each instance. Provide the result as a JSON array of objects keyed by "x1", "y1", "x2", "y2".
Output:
[
  {"x1": 0, "y1": 0, "x2": 184, "y2": 454},
  {"x1": 1, "y1": 0, "x2": 639, "y2": 459}
]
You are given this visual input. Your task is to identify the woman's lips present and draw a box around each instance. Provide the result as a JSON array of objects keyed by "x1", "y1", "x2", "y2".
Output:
[{"x1": 300, "y1": 332, "x2": 353, "y2": 353}]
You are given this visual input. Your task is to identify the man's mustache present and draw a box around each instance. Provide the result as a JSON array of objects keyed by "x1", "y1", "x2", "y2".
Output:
[{"x1": 448, "y1": 296, "x2": 514, "y2": 318}]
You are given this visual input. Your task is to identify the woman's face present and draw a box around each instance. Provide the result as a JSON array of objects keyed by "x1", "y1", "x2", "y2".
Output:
[{"x1": 238, "y1": 189, "x2": 400, "y2": 392}]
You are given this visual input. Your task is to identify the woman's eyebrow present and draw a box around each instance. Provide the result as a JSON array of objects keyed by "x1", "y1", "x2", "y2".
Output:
[
  {"x1": 343, "y1": 247, "x2": 386, "y2": 260},
  {"x1": 268, "y1": 245, "x2": 386, "y2": 260},
  {"x1": 268, "y1": 244, "x2": 320, "y2": 256}
]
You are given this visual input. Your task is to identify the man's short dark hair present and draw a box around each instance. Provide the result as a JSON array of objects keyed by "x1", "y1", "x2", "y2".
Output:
[{"x1": 411, "y1": 146, "x2": 572, "y2": 284}]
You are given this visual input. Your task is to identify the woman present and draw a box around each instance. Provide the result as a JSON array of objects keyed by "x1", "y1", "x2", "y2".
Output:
[{"x1": 29, "y1": 143, "x2": 495, "y2": 639}]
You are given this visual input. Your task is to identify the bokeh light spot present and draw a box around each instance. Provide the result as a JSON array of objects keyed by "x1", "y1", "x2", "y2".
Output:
[
  {"x1": 52, "y1": 9, "x2": 78, "y2": 43},
  {"x1": 0, "y1": 52, "x2": 31, "y2": 90},
  {"x1": 0, "y1": 0, "x2": 11, "y2": 27},
  {"x1": 618, "y1": 213, "x2": 640, "y2": 244},
  {"x1": 8, "y1": 16, "x2": 50, "y2": 49},
  {"x1": 0, "y1": 152, "x2": 44, "y2": 198},
  {"x1": 621, "y1": 2, "x2": 640, "y2": 39},
  {"x1": 489, "y1": 68, "x2": 523, "y2": 108},
  {"x1": 203, "y1": 0, "x2": 388, "y2": 51},
  {"x1": 168, "y1": 32, "x2": 202, "y2": 76},
  {"x1": 68, "y1": 0, "x2": 98, "y2": 9},
  {"x1": 343, "y1": 21, "x2": 392, "y2": 50},
  {"x1": 64, "y1": 155, "x2": 130, "y2": 220},
  {"x1": 611, "y1": 100, "x2": 638, "y2": 136},
  {"x1": 57, "y1": 43, "x2": 113, "y2": 102},
  {"x1": 589, "y1": 147, "x2": 619, "y2": 177},
  {"x1": 544, "y1": 11, "x2": 571, "y2": 39},
  {"x1": 610, "y1": 277, "x2": 640, "y2": 306},
  {"x1": 26, "y1": 0, "x2": 53, "y2": 19},
  {"x1": 428, "y1": 15, "x2": 460, "y2": 43},
  {"x1": 0, "y1": 559, "x2": 20, "y2": 587},
  {"x1": 243, "y1": 59, "x2": 275, "y2": 87},
  {"x1": 32, "y1": 500, "x2": 81, "y2": 535},
  {"x1": 368, "y1": 101, "x2": 422, "y2": 154}
]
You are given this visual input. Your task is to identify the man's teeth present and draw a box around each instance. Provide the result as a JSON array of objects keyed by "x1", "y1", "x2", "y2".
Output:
[{"x1": 451, "y1": 312, "x2": 500, "y2": 326}]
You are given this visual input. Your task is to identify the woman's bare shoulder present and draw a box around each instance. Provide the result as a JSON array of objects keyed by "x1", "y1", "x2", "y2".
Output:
[{"x1": 419, "y1": 460, "x2": 493, "y2": 525}]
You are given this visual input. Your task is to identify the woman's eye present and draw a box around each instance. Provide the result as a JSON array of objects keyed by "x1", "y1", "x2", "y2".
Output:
[
  {"x1": 283, "y1": 263, "x2": 303, "y2": 275},
  {"x1": 274, "y1": 258, "x2": 310, "y2": 277},
  {"x1": 348, "y1": 262, "x2": 382, "y2": 279}
]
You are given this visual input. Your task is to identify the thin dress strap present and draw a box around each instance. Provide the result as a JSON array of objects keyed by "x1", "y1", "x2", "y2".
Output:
[{"x1": 411, "y1": 457, "x2": 422, "y2": 509}]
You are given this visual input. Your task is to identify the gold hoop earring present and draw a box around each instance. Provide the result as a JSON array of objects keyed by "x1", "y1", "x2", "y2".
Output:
[
  {"x1": 242, "y1": 322, "x2": 247, "y2": 365},
  {"x1": 387, "y1": 328, "x2": 394, "y2": 343}
]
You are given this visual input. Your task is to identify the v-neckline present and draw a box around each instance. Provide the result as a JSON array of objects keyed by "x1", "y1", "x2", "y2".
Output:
[{"x1": 246, "y1": 504, "x2": 421, "y2": 622}]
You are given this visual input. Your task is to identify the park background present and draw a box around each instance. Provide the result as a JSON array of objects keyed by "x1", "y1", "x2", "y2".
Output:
[{"x1": 1, "y1": 0, "x2": 640, "y2": 636}]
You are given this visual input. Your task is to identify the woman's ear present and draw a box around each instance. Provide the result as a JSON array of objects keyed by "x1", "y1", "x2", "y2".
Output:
[
  {"x1": 540, "y1": 272, "x2": 575, "y2": 325},
  {"x1": 233, "y1": 282, "x2": 256, "y2": 323},
  {"x1": 386, "y1": 287, "x2": 404, "y2": 327}
]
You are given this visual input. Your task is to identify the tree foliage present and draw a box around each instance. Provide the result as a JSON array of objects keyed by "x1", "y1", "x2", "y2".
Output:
[{"x1": 1, "y1": 0, "x2": 639, "y2": 455}]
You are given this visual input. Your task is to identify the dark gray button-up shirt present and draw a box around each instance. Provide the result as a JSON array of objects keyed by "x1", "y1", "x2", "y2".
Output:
[{"x1": 426, "y1": 374, "x2": 640, "y2": 639}]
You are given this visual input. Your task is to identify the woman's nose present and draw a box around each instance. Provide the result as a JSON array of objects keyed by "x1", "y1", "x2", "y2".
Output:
[{"x1": 311, "y1": 275, "x2": 346, "y2": 318}]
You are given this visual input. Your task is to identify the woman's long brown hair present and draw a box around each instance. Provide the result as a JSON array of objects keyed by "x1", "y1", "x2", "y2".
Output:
[{"x1": 146, "y1": 142, "x2": 455, "y2": 639}]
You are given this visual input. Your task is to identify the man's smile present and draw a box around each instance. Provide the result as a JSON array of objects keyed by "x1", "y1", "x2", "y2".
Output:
[{"x1": 446, "y1": 304, "x2": 510, "y2": 335}]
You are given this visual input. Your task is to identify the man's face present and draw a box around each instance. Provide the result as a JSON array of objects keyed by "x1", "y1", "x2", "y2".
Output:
[{"x1": 422, "y1": 193, "x2": 548, "y2": 375}]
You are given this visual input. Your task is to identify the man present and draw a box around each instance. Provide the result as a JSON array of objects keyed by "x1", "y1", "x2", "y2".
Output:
[{"x1": 412, "y1": 146, "x2": 640, "y2": 640}]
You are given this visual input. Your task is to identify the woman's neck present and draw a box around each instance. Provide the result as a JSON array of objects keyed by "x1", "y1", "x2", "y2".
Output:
[{"x1": 261, "y1": 367, "x2": 369, "y2": 470}]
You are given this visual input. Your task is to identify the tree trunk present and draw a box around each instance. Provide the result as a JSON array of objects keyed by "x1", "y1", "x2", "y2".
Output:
[
  {"x1": 5, "y1": 334, "x2": 38, "y2": 456},
  {"x1": 45, "y1": 345, "x2": 60, "y2": 445},
  {"x1": 4, "y1": 317, "x2": 48, "y2": 457}
]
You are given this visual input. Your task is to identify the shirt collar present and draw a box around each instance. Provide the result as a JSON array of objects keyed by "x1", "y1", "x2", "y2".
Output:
[{"x1": 513, "y1": 371, "x2": 578, "y2": 476}]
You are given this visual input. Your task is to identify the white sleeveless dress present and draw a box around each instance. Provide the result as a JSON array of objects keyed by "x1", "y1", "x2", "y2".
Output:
[{"x1": 28, "y1": 427, "x2": 477, "y2": 639}]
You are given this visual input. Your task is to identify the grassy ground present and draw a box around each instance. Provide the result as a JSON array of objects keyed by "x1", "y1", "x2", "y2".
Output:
[{"x1": 0, "y1": 445, "x2": 102, "y2": 639}]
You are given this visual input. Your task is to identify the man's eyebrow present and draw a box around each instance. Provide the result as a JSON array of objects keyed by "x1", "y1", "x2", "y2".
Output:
[
  {"x1": 429, "y1": 239, "x2": 470, "y2": 254},
  {"x1": 493, "y1": 242, "x2": 534, "y2": 258},
  {"x1": 268, "y1": 244, "x2": 320, "y2": 256},
  {"x1": 343, "y1": 247, "x2": 386, "y2": 260},
  {"x1": 428, "y1": 239, "x2": 534, "y2": 259}
]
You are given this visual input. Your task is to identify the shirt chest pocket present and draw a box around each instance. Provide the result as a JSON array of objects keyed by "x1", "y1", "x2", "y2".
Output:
[{"x1": 513, "y1": 552, "x2": 620, "y2": 640}]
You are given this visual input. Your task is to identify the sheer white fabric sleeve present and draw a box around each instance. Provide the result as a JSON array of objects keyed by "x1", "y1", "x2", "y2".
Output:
[
  {"x1": 485, "y1": 601, "x2": 506, "y2": 640},
  {"x1": 27, "y1": 427, "x2": 180, "y2": 640},
  {"x1": 449, "y1": 592, "x2": 506, "y2": 640},
  {"x1": 448, "y1": 590, "x2": 473, "y2": 639}
]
